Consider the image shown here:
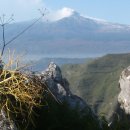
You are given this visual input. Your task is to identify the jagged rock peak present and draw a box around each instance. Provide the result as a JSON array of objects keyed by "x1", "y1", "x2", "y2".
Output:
[
  {"x1": 118, "y1": 66, "x2": 130, "y2": 114},
  {"x1": 42, "y1": 62, "x2": 62, "y2": 82}
]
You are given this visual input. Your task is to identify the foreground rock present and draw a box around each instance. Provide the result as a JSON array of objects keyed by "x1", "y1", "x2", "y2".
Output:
[
  {"x1": 110, "y1": 66, "x2": 130, "y2": 129},
  {"x1": 118, "y1": 67, "x2": 130, "y2": 114},
  {"x1": 0, "y1": 109, "x2": 17, "y2": 130},
  {"x1": 0, "y1": 62, "x2": 102, "y2": 130},
  {"x1": 41, "y1": 62, "x2": 88, "y2": 112},
  {"x1": 39, "y1": 62, "x2": 102, "y2": 129}
]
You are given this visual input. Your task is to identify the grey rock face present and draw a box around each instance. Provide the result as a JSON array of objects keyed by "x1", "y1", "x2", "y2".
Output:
[
  {"x1": 118, "y1": 67, "x2": 130, "y2": 114},
  {"x1": 41, "y1": 62, "x2": 87, "y2": 111},
  {"x1": 0, "y1": 109, "x2": 17, "y2": 130},
  {"x1": 40, "y1": 62, "x2": 101, "y2": 129},
  {"x1": 42, "y1": 62, "x2": 62, "y2": 82}
]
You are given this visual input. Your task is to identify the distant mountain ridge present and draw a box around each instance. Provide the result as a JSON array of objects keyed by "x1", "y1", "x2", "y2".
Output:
[
  {"x1": 31, "y1": 57, "x2": 88, "y2": 71},
  {"x1": 1, "y1": 11, "x2": 130, "y2": 58}
]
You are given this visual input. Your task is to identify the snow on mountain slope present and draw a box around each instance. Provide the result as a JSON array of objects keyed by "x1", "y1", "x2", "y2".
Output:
[{"x1": 0, "y1": 8, "x2": 130, "y2": 58}]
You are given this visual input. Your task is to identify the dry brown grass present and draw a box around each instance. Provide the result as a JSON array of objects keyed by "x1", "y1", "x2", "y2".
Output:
[{"x1": 0, "y1": 52, "x2": 47, "y2": 129}]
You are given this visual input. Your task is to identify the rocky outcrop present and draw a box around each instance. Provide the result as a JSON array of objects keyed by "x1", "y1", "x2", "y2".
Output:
[
  {"x1": 41, "y1": 62, "x2": 88, "y2": 112},
  {"x1": 0, "y1": 109, "x2": 17, "y2": 130},
  {"x1": 118, "y1": 67, "x2": 130, "y2": 114},
  {"x1": 109, "y1": 67, "x2": 130, "y2": 129},
  {"x1": 0, "y1": 62, "x2": 101, "y2": 130}
]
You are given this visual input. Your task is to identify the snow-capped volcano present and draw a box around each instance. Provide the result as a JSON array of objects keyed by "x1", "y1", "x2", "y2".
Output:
[
  {"x1": 1, "y1": 8, "x2": 130, "y2": 58},
  {"x1": 46, "y1": 7, "x2": 130, "y2": 32}
]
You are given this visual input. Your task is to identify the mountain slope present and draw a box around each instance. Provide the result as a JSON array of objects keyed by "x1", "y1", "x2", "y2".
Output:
[
  {"x1": 61, "y1": 53, "x2": 130, "y2": 119},
  {"x1": 1, "y1": 11, "x2": 130, "y2": 58}
]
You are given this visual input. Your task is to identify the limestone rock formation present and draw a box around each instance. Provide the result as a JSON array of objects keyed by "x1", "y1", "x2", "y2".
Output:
[
  {"x1": 41, "y1": 62, "x2": 88, "y2": 111},
  {"x1": 109, "y1": 67, "x2": 130, "y2": 129},
  {"x1": 0, "y1": 109, "x2": 17, "y2": 130},
  {"x1": 0, "y1": 62, "x2": 100, "y2": 130},
  {"x1": 118, "y1": 67, "x2": 130, "y2": 114}
]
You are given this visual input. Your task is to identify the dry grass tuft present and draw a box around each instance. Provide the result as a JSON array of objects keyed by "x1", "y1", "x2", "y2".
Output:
[{"x1": 0, "y1": 52, "x2": 47, "y2": 129}]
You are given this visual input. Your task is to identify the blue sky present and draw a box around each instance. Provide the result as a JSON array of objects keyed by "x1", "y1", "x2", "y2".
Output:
[{"x1": 0, "y1": 0, "x2": 130, "y2": 24}]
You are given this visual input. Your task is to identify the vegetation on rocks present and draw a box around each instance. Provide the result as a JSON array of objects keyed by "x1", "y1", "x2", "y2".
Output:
[
  {"x1": 0, "y1": 55, "x2": 48, "y2": 129},
  {"x1": 0, "y1": 54, "x2": 130, "y2": 130},
  {"x1": 0, "y1": 55, "x2": 109, "y2": 130}
]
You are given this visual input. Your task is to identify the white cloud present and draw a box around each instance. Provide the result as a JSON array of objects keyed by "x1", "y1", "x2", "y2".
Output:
[
  {"x1": 56, "y1": 7, "x2": 74, "y2": 19},
  {"x1": 45, "y1": 7, "x2": 75, "y2": 21},
  {"x1": 0, "y1": 0, "x2": 44, "y2": 22}
]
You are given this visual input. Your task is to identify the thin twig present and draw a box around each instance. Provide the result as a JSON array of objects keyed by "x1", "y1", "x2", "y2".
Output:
[
  {"x1": 0, "y1": 9, "x2": 46, "y2": 57},
  {"x1": 5, "y1": 15, "x2": 43, "y2": 46}
]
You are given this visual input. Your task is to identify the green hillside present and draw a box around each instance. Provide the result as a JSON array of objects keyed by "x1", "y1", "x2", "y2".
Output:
[{"x1": 61, "y1": 53, "x2": 130, "y2": 119}]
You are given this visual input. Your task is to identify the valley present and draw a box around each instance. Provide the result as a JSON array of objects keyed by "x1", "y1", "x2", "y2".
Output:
[{"x1": 61, "y1": 53, "x2": 130, "y2": 120}]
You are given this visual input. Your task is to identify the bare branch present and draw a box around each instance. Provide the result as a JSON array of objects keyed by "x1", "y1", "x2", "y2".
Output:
[
  {"x1": 0, "y1": 9, "x2": 46, "y2": 57},
  {"x1": 1, "y1": 24, "x2": 6, "y2": 56},
  {"x1": 0, "y1": 14, "x2": 14, "y2": 56},
  {"x1": 4, "y1": 14, "x2": 14, "y2": 25},
  {"x1": 2, "y1": 14, "x2": 5, "y2": 24},
  {"x1": 0, "y1": 17, "x2": 3, "y2": 25},
  {"x1": 5, "y1": 15, "x2": 43, "y2": 46}
]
